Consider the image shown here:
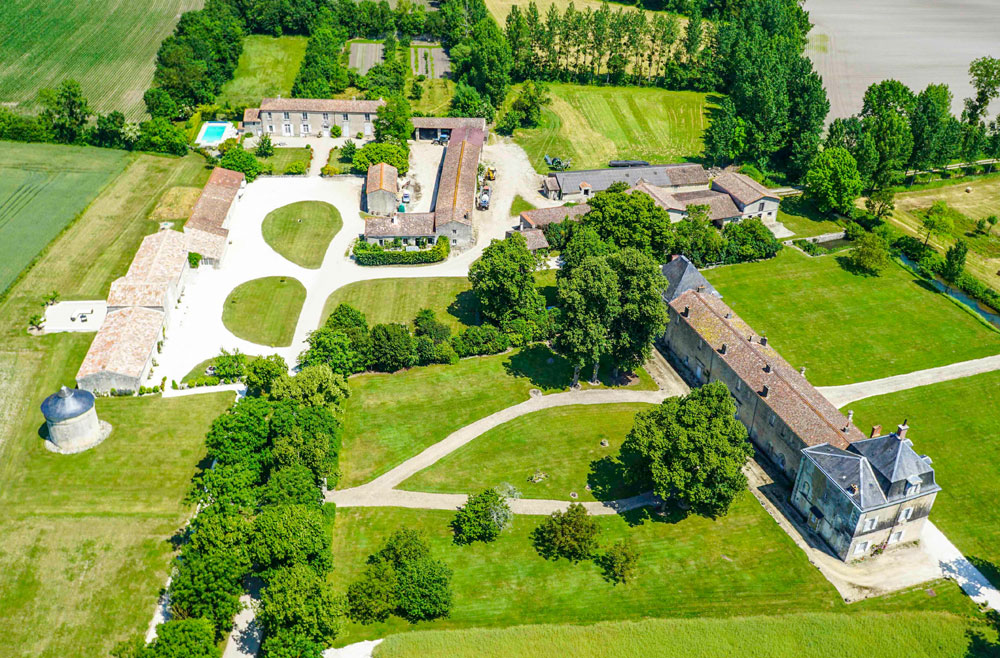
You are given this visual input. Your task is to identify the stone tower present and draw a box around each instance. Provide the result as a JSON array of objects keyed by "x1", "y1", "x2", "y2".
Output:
[{"x1": 40, "y1": 386, "x2": 110, "y2": 453}]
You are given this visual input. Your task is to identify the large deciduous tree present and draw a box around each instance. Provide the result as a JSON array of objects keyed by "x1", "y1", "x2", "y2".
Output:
[
  {"x1": 621, "y1": 382, "x2": 752, "y2": 517},
  {"x1": 605, "y1": 249, "x2": 667, "y2": 379},
  {"x1": 468, "y1": 233, "x2": 546, "y2": 325},
  {"x1": 804, "y1": 147, "x2": 864, "y2": 215},
  {"x1": 38, "y1": 79, "x2": 91, "y2": 144},
  {"x1": 554, "y1": 256, "x2": 621, "y2": 386},
  {"x1": 258, "y1": 564, "x2": 343, "y2": 647}
]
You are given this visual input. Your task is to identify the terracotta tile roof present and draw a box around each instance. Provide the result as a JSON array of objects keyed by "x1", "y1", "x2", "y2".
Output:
[
  {"x1": 76, "y1": 307, "x2": 164, "y2": 380},
  {"x1": 259, "y1": 97, "x2": 385, "y2": 114},
  {"x1": 506, "y1": 228, "x2": 549, "y2": 250},
  {"x1": 185, "y1": 227, "x2": 227, "y2": 261},
  {"x1": 433, "y1": 126, "x2": 484, "y2": 227},
  {"x1": 628, "y1": 181, "x2": 685, "y2": 212},
  {"x1": 411, "y1": 116, "x2": 486, "y2": 131},
  {"x1": 126, "y1": 230, "x2": 187, "y2": 283},
  {"x1": 519, "y1": 203, "x2": 591, "y2": 228},
  {"x1": 365, "y1": 213, "x2": 436, "y2": 237},
  {"x1": 186, "y1": 168, "x2": 244, "y2": 235},
  {"x1": 669, "y1": 290, "x2": 862, "y2": 449},
  {"x1": 674, "y1": 189, "x2": 742, "y2": 222},
  {"x1": 107, "y1": 278, "x2": 172, "y2": 308},
  {"x1": 665, "y1": 163, "x2": 711, "y2": 187},
  {"x1": 243, "y1": 108, "x2": 260, "y2": 123},
  {"x1": 711, "y1": 172, "x2": 779, "y2": 206},
  {"x1": 366, "y1": 163, "x2": 398, "y2": 194}
]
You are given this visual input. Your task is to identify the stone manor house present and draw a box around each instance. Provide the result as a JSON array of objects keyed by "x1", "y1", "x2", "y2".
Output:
[{"x1": 660, "y1": 257, "x2": 940, "y2": 561}]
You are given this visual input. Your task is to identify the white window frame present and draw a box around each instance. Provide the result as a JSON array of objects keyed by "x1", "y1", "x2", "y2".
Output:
[
  {"x1": 323, "y1": 112, "x2": 329, "y2": 121},
  {"x1": 302, "y1": 123, "x2": 310, "y2": 134},
  {"x1": 282, "y1": 123, "x2": 292, "y2": 136},
  {"x1": 862, "y1": 517, "x2": 877, "y2": 533},
  {"x1": 900, "y1": 507, "x2": 913, "y2": 522},
  {"x1": 854, "y1": 541, "x2": 869, "y2": 555},
  {"x1": 364, "y1": 113, "x2": 371, "y2": 121},
  {"x1": 283, "y1": 111, "x2": 290, "y2": 120},
  {"x1": 342, "y1": 113, "x2": 349, "y2": 121},
  {"x1": 889, "y1": 530, "x2": 904, "y2": 544},
  {"x1": 267, "y1": 125, "x2": 274, "y2": 133},
  {"x1": 301, "y1": 112, "x2": 308, "y2": 120}
]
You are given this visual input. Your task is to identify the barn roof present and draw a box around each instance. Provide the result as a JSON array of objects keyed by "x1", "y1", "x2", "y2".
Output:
[
  {"x1": 76, "y1": 308, "x2": 164, "y2": 382},
  {"x1": 259, "y1": 98, "x2": 386, "y2": 114},
  {"x1": 125, "y1": 230, "x2": 187, "y2": 284},
  {"x1": 366, "y1": 162, "x2": 398, "y2": 194}
]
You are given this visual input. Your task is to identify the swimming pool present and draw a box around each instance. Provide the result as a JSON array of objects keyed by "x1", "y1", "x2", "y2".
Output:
[{"x1": 196, "y1": 121, "x2": 233, "y2": 146}]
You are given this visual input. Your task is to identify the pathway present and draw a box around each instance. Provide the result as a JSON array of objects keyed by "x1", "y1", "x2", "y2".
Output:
[
  {"x1": 817, "y1": 353, "x2": 1000, "y2": 407},
  {"x1": 326, "y1": 387, "x2": 681, "y2": 512}
]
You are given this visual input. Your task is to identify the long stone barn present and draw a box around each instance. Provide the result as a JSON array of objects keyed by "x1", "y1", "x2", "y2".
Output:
[
  {"x1": 184, "y1": 168, "x2": 246, "y2": 268},
  {"x1": 660, "y1": 257, "x2": 941, "y2": 561}
]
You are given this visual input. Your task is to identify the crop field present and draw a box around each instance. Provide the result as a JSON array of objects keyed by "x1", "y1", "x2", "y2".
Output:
[
  {"x1": 349, "y1": 41, "x2": 385, "y2": 75},
  {"x1": 0, "y1": 0, "x2": 205, "y2": 121},
  {"x1": 217, "y1": 35, "x2": 307, "y2": 106},
  {"x1": 0, "y1": 142, "x2": 129, "y2": 295},
  {"x1": 887, "y1": 175, "x2": 1000, "y2": 291},
  {"x1": 513, "y1": 84, "x2": 711, "y2": 172}
]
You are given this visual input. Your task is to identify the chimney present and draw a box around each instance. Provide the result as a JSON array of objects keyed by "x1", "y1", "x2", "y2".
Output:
[
  {"x1": 799, "y1": 366, "x2": 806, "y2": 376},
  {"x1": 897, "y1": 420, "x2": 909, "y2": 440},
  {"x1": 760, "y1": 336, "x2": 768, "y2": 346},
  {"x1": 697, "y1": 284, "x2": 706, "y2": 293},
  {"x1": 763, "y1": 363, "x2": 771, "y2": 373},
  {"x1": 761, "y1": 385, "x2": 769, "y2": 398},
  {"x1": 720, "y1": 343, "x2": 728, "y2": 354},
  {"x1": 843, "y1": 410, "x2": 854, "y2": 432},
  {"x1": 682, "y1": 306, "x2": 690, "y2": 317},
  {"x1": 870, "y1": 424, "x2": 882, "y2": 438}
]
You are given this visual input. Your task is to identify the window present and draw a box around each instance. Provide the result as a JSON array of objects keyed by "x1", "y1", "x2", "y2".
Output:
[
  {"x1": 906, "y1": 482, "x2": 922, "y2": 496},
  {"x1": 266, "y1": 112, "x2": 272, "y2": 120},
  {"x1": 889, "y1": 530, "x2": 904, "y2": 544},
  {"x1": 862, "y1": 517, "x2": 877, "y2": 533},
  {"x1": 302, "y1": 124, "x2": 310, "y2": 134},
  {"x1": 758, "y1": 202, "x2": 765, "y2": 211},
  {"x1": 267, "y1": 125, "x2": 274, "y2": 133},
  {"x1": 799, "y1": 479, "x2": 811, "y2": 499},
  {"x1": 323, "y1": 113, "x2": 329, "y2": 120},
  {"x1": 736, "y1": 379, "x2": 742, "y2": 391},
  {"x1": 283, "y1": 123, "x2": 292, "y2": 136},
  {"x1": 283, "y1": 111, "x2": 289, "y2": 120},
  {"x1": 452, "y1": 229, "x2": 457, "y2": 234},
  {"x1": 364, "y1": 113, "x2": 371, "y2": 121},
  {"x1": 768, "y1": 411, "x2": 776, "y2": 426},
  {"x1": 452, "y1": 239, "x2": 457, "y2": 245},
  {"x1": 854, "y1": 541, "x2": 869, "y2": 555},
  {"x1": 343, "y1": 113, "x2": 348, "y2": 121},
  {"x1": 301, "y1": 112, "x2": 308, "y2": 120},
  {"x1": 900, "y1": 507, "x2": 913, "y2": 522}
]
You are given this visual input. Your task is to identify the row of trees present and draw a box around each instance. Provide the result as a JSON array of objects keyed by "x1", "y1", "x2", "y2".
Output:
[
  {"x1": 0, "y1": 80, "x2": 188, "y2": 156},
  {"x1": 504, "y1": 2, "x2": 711, "y2": 90},
  {"x1": 545, "y1": 184, "x2": 783, "y2": 267},
  {"x1": 115, "y1": 356, "x2": 352, "y2": 657}
]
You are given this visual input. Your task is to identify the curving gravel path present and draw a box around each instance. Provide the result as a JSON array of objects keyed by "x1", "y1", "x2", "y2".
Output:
[{"x1": 325, "y1": 387, "x2": 683, "y2": 513}]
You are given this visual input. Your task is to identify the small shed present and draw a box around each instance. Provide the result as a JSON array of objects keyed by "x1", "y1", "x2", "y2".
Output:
[{"x1": 366, "y1": 163, "x2": 399, "y2": 216}]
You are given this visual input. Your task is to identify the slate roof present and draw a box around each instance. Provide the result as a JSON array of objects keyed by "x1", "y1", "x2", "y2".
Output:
[
  {"x1": 366, "y1": 163, "x2": 398, "y2": 194},
  {"x1": 669, "y1": 290, "x2": 864, "y2": 450},
  {"x1": 519, "y1": 203, "x2": 591, "y2": 228},
  {"x1": 802, "y1": 444, "x2": 887, "y2": 510},
  {"x1": 76, "y1": 307, "x2": 164, "y2": 381},
  {"x1": 365, "y1": 213, "x2": 436, "y2": 237},
  {"x1": 41, "y1": 386, "x2": 95, "y2": 422},
  {"x1": 850, "y1": 434, "x2": 939, "y2": 497},
  {"x1": 661, "y1": 255, "x2": 720, "y2": 302},
  {"x1": 553, "y1": 164, "x2": 708, "y2": 194},
  {"x1": 258, "y1": 98, "x2": 385, "y2": 114},
  {"x1": 711, "y1": 172, "x2": 779, "y2": 206},
  {"x1": 126, "y1": 230, "x2": 187, "y2": 283},
  {"x1": 674, "y1": 190, "x2": 742, "y2": 222}
]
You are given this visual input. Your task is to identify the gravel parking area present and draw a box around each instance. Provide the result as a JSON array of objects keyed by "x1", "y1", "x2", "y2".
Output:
[
  {"x1": 806, "y1": 0, "x2": 1000, "y2": 120},
  {"x1": 404, "y1": 142, "x2": 445, "y2": 212}
]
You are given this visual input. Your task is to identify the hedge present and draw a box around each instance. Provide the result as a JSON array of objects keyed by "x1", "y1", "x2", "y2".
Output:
[
  {"x1": 451, "y1": 325, "x2": 510, "y2": 357},
  {"x1": 354, "y1": 236, "x2": 449, "y2": 265}
]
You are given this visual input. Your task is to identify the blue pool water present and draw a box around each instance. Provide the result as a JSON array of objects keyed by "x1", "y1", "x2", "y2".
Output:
[{"x1": 200, "y1": 123, "x2": 228, "y2": 143}]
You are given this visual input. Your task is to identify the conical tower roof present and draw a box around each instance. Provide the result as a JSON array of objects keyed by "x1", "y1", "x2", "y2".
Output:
[{"x1": 40, "y1": 386, "x2": 95, "y2": 422}]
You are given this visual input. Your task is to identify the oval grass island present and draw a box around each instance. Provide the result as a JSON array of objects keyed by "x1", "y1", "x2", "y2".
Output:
[
  {"x1": 262, "y1": 200, "x2": 342, "y2": 269},
  {"x1": 222, "y1": 276, "x2": 305, "y2": 347}
]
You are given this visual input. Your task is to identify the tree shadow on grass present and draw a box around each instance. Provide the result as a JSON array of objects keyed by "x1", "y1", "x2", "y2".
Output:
[
  {"x1": 446, "y1": 290, "x2": 480, "y2": 328},
  {"x1": 587, "y1": 455, "x2": 646, "y2": 503},
  {"x1": 968, "y1": 556, "x2": 1000, "y2": 591},
  {"x1": 503, "y1": 344, "x2": 574, "y2": 391},
  {"x1": 834, "y1": 254, "x2": 879, "y2": 278},
  {"x1": 617, "y1": 501, "x2": 688, "y2": 528}
]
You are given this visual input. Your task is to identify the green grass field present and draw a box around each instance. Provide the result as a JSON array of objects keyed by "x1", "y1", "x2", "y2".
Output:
[
  {"x1": 328, "y1": 505, "x2": 975, "y2": 645},
  {"x1": 341, "y1": 348, "x2": 655, "y2": 488},
  {"x1": 777, "y1": 195, "x2": 844, "y2": 238},
  {"x1": 851, "y1": 370, "x2": 1000, "y2": 585},
  {"x1": 401, "y1": 403, "x2": 652, "y2": 501},
  {"x1": 0, "y1": 142, "x2": 129, "y2": 294},
  {"x1": 375, "y1": 612, "x2": 994, "y2": 658},
  {"x1": 410, "y1": 78, "x2": 455, "y2": 116},
  {"x1": 322, "y1": 277, "x2": 477, "y2": 333},
  {"x1": 222, "y1": 276, "x2": 305, "y2": 347},
  {"x1": 704, "y1": 249, "x2": 1000, "y2": 386},
  {"x1": 216, "y1": 35, "x2": 307, "y2": 106},
  {"x1": 0, "y1": 144, "x2": 223, "y2": 658},
  {"x1": 262, "y1": 200, "x2": 342, "y2": 268},
  {"x1": 513, "y1": 84, "x2": 711, "y2": 172},
  {"x1": 260, "y1": 147, "x2": 312, "y2": 175},
  {"x1": 0, "y1": 0, "x2": 204, "y2": 120},
  {"x1": 509, "y1": 194, "x2": 536, "y2": 217}
]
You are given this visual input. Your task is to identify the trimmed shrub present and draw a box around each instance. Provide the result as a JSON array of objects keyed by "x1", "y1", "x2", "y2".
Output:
[
  {"x1": 283, "y1": 160, "x2": 307, "y2": 175},
  {"x1": 353, "y1": 236, "x2": 449, "y2": 265},
  {"x1": 451, "y1": 324, "x2": 510, "y2": 357}
]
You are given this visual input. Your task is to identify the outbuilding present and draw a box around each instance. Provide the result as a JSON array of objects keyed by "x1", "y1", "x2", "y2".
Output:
[
  {"x1": 40, "y1": 386, "x2": 110, "y2": 453},
  {"x1": 365, "y1": 163, "x2": 399, "y2": 216}
]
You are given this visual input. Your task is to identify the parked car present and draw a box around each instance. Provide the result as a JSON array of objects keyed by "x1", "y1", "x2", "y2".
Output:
[{"x1": 402, "y1": 191, "x2": 411, "y2": 203}]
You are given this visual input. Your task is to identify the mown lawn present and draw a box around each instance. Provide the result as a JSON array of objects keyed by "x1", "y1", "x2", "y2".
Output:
[
  {"x1": 0, "y1": 148, "x2": 224, "y2": 658},
  {"x1": 340, "y1": 347, "x2": 656, "y2": 487},
  {"x1": 222, "y1": 276, "x2": 305, "y2": 347},
  {"x1": 704, "y1": 249, "x2": 1000, "y2": 386},
  {"x1": 509, "y1": 194, "x2": 536, "y2": 217},
  {"x1": 0, "y1": 142, "x2": 129, "y2": 294},
  {"x1": 328, "y1": 505, "x2": 975, "y2": 646},
  {"x1": 374, "y1": 612, "x2": 995, "y2": 658},
  {"x1": 216, "y1": 35, "x2": 308, "y2": 106},
  {"x1": 401, "y1": 402, "x2": 653, "y2": 501},
  {"x1": 777, "y1": 195, "x2": 844, "y2": 238},
  {"x1": 260, "y1": 147, "x2": 312, "y2": 174},
  {"x1": 262, "y1": 200, "x2": 342, "y2": 268},
  {"x1": 888, "y1": 175, "x2": 1000, "y2": 291},
  {"x1": 851, "y1": 370, "x2": 1000, "y2": 586},
  {"x1": 410, "y1": 78, "x2": 455, "y2": 116},
  {"x1": 512, "y1": 84, "x2": 711, "y2": 172},
  {"x1": 0, "y1": 0, "x2": 202, "y2": 120}
]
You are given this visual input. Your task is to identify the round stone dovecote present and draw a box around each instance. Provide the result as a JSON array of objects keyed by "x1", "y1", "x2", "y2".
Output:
[{"x1": 40, "y1": 386, "x2": 111, "y2": 453}]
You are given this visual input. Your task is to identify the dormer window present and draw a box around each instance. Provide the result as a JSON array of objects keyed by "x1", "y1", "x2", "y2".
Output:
[{"x1": 906, "y1": 481, "x2": 921, "y2": 496}]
